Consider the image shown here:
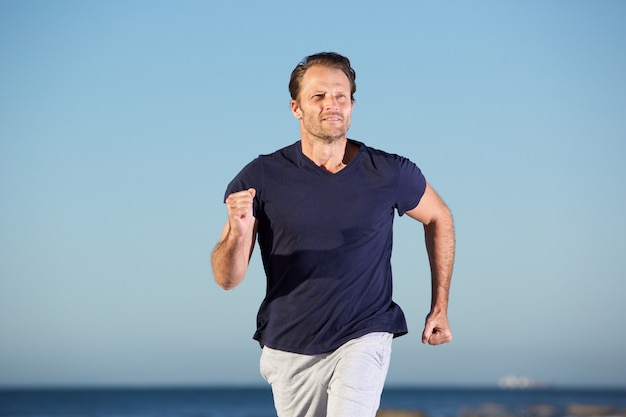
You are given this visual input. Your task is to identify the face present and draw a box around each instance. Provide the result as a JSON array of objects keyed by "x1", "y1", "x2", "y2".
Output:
[{"x1": 291, "y1": 65, "x2": 354, "y2": 143}]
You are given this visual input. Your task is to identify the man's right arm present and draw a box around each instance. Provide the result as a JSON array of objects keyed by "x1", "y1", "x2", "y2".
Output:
[{"x1": 211, "y1": 188, "x2": 257, "y2": 290}]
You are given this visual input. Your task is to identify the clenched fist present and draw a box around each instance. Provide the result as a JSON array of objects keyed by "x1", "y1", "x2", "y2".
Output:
[{"x1": 225, "y1": 188, "x2": 256, "y2": 238}]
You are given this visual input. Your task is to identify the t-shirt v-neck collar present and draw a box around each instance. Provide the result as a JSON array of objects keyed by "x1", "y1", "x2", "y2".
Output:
[{"x1": 296, "y1": 139, "x2": 363, "y2": 176}]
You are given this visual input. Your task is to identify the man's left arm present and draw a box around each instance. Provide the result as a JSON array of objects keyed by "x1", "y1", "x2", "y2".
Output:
[{"x1": 405, "y1": 183, "x2": 456, "y2": 345}]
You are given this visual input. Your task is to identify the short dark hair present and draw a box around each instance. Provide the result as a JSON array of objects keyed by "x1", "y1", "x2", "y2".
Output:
[{"x1": 288, "y1": 52, "x2": 356, "y2": 102}]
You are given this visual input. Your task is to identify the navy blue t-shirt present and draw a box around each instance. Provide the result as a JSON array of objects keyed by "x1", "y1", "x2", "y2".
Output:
[{"x1": 224, "y1": 140, "x2": 427, "y2": 355}]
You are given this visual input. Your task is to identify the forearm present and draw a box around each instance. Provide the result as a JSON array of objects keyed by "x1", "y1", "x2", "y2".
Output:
[
  {"x1": 211, "y1": 225, "x2": 254, "y2": 290},
  {"x1": 424, "y1": 207, "x2": 455, "y2": 312}
]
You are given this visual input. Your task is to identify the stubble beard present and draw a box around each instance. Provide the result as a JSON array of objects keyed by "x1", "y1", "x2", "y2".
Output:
[{"x1": 303, "y1": 113, "x2": 351, "y2": 144}]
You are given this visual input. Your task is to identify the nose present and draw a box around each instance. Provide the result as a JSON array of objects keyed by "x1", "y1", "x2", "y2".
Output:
[{"x1": 323, "y1": 95, "x2": 339, "y2": 111}]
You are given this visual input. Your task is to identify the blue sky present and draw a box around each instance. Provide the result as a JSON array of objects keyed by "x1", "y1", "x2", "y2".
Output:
[{"x1": 1, "y1": 1, "x2": 625, "y2": 388}]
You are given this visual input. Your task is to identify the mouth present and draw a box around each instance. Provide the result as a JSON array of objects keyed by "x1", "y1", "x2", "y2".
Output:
[{"x1": 322, "y1": 114, "x2": 343, "y2": 122}]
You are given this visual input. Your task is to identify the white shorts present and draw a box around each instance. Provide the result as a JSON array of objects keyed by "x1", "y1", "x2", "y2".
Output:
[{"x1": 259, "y1": 332, "x2": 393, "y2": 417}]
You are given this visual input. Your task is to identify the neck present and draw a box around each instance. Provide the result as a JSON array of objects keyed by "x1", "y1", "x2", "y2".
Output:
[{"x1": 301, "y1": 137, "x2": 356, "y2": 173}]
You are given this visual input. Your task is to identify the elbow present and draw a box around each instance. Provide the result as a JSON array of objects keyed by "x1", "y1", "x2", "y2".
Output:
[
  {"x1": 424, "y1": 208, "x2": 453, "y2": 229},
  {"x1": 434, "y1": 204, "x2": 454, "y2": 227},
  {"x1": 214, "y1": 274, "x2": 241, "y2": 291},
  {"x1": 218, "y1": 281, "x2": 237, "y2": 291}
]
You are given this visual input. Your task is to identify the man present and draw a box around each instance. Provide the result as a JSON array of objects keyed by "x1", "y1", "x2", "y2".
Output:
[{"x1": 211, "y1": 52, "x2": 455, "y2": 417}]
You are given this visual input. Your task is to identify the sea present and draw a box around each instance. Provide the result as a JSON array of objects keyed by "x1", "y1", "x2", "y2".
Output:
[{"x1": 1, "y1": 386, "x2": 625, "y2": 417}]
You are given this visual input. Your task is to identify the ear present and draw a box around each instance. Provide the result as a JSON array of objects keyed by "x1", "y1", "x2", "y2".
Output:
[{"x1": 290, "y1": 100, "x2": 302, "y2": 119}]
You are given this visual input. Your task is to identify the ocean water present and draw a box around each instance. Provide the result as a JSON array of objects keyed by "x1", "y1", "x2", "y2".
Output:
[{"x1": 0, "y1": 386, "x2": 625, "y2": 417}]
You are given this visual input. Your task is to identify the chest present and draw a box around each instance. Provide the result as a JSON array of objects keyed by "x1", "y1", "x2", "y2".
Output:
[{"x1": 258, "y1": 170, "x2": 397, "y2": 248}]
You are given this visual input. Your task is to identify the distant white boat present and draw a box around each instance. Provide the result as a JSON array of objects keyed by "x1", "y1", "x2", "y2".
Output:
[{"x1": 498, "y1": 374, "x2": 547, "y2": 389}]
